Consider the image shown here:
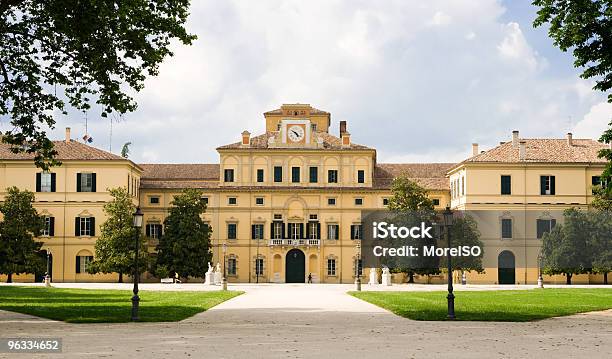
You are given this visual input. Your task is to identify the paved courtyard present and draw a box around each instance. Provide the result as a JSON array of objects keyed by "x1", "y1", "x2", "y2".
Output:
[{"x1": 0, "y1": 283, "x2": 611, "y2": 358}]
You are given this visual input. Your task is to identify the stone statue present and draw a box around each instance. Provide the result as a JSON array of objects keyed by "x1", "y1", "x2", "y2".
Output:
[
  {"x1": 205, "y1": 262, "x2": 214, "y2": 285},
  {"x1": 381, "y1": 267, "x2": 392, "y2": 286},
  {"x1": 214, "y1": 262, "x2": 222, "y2": 285},
  {"x1": 368, "y1": 268, "x2": 378, "y2": 285}
]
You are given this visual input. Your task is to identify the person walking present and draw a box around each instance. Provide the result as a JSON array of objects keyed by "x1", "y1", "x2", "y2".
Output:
[{"x1": 308, "y1": 273, "x2": 312, "y2": 284}]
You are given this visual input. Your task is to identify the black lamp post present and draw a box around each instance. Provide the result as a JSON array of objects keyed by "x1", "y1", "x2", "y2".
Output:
[
  {"x1": 45, "y1": 249, "x2": 51, "y2": 287},
  {"x1": 222, "y1": 243, "x2": 227, "y2": 290},
  {"x1": 355, "y1": 241, "x2": 362, "y2": 291},
  {"x1": 443, "y1": 206, "x2": 456, "y2": 320},
  {"x1": 131, "y1": 207, "x2": 144, "y2": 321}
]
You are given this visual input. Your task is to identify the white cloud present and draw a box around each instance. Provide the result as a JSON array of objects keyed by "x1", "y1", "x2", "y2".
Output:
[
  {"x1": 572, "y1": 102, "x2": 612, "y2": 140},
  {"x1": 497, "y1": 22, "x2": 540, "y2": 72},
  {"x1": 428, "y1": 11, "x2": 452, "y2": 26}
]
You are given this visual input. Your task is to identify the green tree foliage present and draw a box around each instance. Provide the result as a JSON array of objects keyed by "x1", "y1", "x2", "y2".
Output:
[
  {"x1": 156, "y1": 189, "x2": 212, "y2": 280},
  {"x1": 0, "y1": 187, "x2": 45, "y2": 282},
  {"x1": 533, "y1": 0, "x2": 611, "y2": 102},
  {"x1": 387, "y1": 175, "x2": 439, "y2": 282},
  {"x1": 0, "y1": 1, "x2": 196, "y2": 169},
  {"x1": 87, "y1": 187, "x2": 148, "y2": 282},
  {"x1": 540, "y1": 208, "x2": 610, "y2": 284},
  {"x1": 439, "y1": 215, "x2": 484, "y2": 273}
]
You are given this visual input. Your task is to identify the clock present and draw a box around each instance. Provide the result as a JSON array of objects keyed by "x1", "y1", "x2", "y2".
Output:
[{"x1": 287, "y1": 125, "x2": 305, "y2": 142}]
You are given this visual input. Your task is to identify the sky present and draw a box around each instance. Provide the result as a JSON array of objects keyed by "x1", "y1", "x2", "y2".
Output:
[{"x1": 44, "y1": 0, "x2": 612, "y2": 164}]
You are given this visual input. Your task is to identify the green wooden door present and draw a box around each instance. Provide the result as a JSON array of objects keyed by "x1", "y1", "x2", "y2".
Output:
[
  {"x1": 498, "y1": 250, "x2": 515, "y2": 285},
  {"x1": 285, "y1": 249, "x2": 305, "y2": 283}
]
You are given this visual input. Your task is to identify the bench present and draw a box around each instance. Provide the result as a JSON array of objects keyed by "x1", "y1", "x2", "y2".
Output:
[{"x1": 160, "y1": 278, "x2": 174, "y2": 284}]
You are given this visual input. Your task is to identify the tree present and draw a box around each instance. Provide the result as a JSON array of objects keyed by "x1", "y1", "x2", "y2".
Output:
[
  {"x1": 541, "y1": 208, "x2": 593, "y2": 284},
  {"x1": 87, "y1": 187, "x2": 148, "y2": 282},
  {"x1": 533, "y1": 0, "x2": 611, "y2": 102},
  {"x1": 387, "y1": 175, "x2": 439, "y2": 283},
  {"x1": 589, "y1": 210, "x2": 612, "y2": 284},
  {"x1": 156, "y1": 188, "x2": 212, "y2": 280},
  {"x1": 439, "y1": 214, "x2": 484, "y2": 274},
  {"x1": 0, "y1": 187, "x2": 45, "y2": 282},
  {"x1": 0, "y1": 1, "x2": 196, "y2": 169},
  {"x1": 120, "y1": 142, "x2": 132, "y2": 159}
]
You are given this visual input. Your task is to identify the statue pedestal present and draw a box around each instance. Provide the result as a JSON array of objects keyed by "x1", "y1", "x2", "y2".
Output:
[
  {"x1": 368, "y1": 270, "x2": 377, "y2": 285},
  {"x1": 205, "y1": 272, "x2": 214, "y2": 285},
  {"x1": 382, "y1": 273, "x2": 392, "y2": 286},
  {"x1": 214, "y1": 271, "x2": 222, "y2": 285}
]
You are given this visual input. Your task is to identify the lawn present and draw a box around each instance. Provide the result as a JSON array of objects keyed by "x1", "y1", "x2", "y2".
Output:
[
  {"x1": 350, "y1": 288, "x2": 612, "y2": 322},
  {"x1": 0, "y1": 286, "x2": 242, "y2": 323}
]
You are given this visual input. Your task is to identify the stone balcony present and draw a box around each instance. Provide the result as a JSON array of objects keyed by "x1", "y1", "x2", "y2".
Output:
[{"x1": 268, "y1": 238, "x2": 320, "y2": 247}]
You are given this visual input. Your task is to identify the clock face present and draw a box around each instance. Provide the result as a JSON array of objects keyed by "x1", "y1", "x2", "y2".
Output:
[{"x1": 287, "y1": 125, "x2": 305, "y2": 142}]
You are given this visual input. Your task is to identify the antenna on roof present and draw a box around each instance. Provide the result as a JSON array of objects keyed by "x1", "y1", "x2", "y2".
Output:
[{"x1": 82, "y1": 111, "x2": 93, "y2": 144}]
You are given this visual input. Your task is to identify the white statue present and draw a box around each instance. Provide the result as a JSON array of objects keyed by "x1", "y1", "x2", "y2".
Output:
[
  {"x1": 214, "y1": 262, "x2": 222, "y2": 285},
  {"x1": 205, "y1": 262, "x2": 214, "y2": 285},
  {"x1": 381, "y1": 267, "x2": 392, "y2": 286},
  {"x1": 368, "y1": 268, "x2": 378, "y2": 285}
]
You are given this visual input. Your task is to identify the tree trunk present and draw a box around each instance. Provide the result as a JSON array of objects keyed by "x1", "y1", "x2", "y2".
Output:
[
  {"x1": 604, "y1": 272, "x2": 608, "y2": 285},
  {"x1": 566, "y1": 273, "x2": 572, "y2": 285},
  {"x1": 6, "y1": 273, "x2": 12, "y2": 283},
  {"x1": 408, "y1": 272, "x2": 414, "y2": 283},
  {"x1": 118, "y1": 272, "x2": 123, "y2": 283}
]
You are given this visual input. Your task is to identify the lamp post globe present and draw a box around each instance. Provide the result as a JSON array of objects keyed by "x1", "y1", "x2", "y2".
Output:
[{"x1": 131, "y1": 207, "x2": 143, "y2": 321}]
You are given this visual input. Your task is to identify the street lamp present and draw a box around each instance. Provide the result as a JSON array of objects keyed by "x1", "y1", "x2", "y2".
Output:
[
  {"x1": 131, "y1": 206, "x2": 144, "y2": 321},
  {"x1": 537, "y1": 254, "x2": 544, "y2": 288},
  {"x1": 45, "y1": 249, "x2": 51, "y2": 287},
  {"x1": 222, "y1": 243, "x2": 228, "y2": 291},
  {"x1": 443, "y1": 207, "x2": 455, "y2": 320},
  {"x1": 355, "y1": 241, "x2": 362, "y2": 291}
]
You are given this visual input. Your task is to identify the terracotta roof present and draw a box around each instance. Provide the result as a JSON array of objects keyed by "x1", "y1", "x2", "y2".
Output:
[
  {"x1": 0, "y1": 140, "x2": 127, "y2": 161},
  {"x1": 139, "y1": 164, "x2": 219, "y2": 180},
  {"x1": 463, "y1": 139, "x2": 607, "y2": 164},
  {"x1": 374, "y1": 163, "x2": 454, "y2": 191},
  {"x1": 217, "y1": 132, "x2": 372, "y2": 150}
]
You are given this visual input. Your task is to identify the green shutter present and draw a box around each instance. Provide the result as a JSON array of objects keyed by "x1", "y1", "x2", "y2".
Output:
[
  {"x1": 91, "y1": 173, "x2": 97, "y2": 192},
  {"x1": 75, "y1": 217, "x2": 80, "y2": 236},
  {"x1": 36, "y1": 173, "x2": 41, "y2": 192},
  {"x1": 50, "y1": 173, "x2": 56, "y2": 192},
  {"x1": 76, "y1": 256, "x2": 81, "y2": 273},
  {"x1": 76, "y1": 173, "x2": 82, "y2": 192},
  {"x1": 49, "y1": 217, "x2": 55, "y2": 237}
]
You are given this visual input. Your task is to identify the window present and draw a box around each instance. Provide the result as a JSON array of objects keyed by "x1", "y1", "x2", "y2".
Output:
[
  {"x1": 327, "y1": 258, "x2": 336, "y2": 276},
  {"x1": 540, "y1": 175, "x2": 555, "y2": 195},
  {"x1": 77, "y1": 173, "x2": 96, "y2": 192},
  {"x1": 273, "y1": 221, "x2": 283, "y2": 239},
  {"x1": 309, "y1": 167, "x2": 318, "y2": 183},
  {"x1": 355, "y1": 258, "x2": 363, "y2": 276},
  {"x1": 327, "y1": 224, "x2": 339, "y2": 240},
  {"x1": 75, "y1": 255, "x2": 93, "y2": 274},
  {"x1": 383, "y1": 198, "x2": 389, "y2": 206},
  {"x1": 501, "y1": 175, "x2": 511, "y2": 195},
  {"x1": 149, "y1": 196, "x2": 160, "y2": 204},
  {"x1": 357, "y1": 170, "x2": 365, "y2": 184},
  {"x1": 227, "y1": 258, "x2": 237, "y2": 276},
  {"x1": 224, "y1": 169, "x2": 235, "y2": 182},
  {"x1": 75, "y1": 217, "x2": 95, "y2": 237},
  {"x1": 461, "y1": 177, "x2": 465, "y2": 196},
  {"x1": 146, "y1": 224, "x2": 163, "y2": 239},
  {"x1": 311, "y1": 123, "x2": 317, "y2": 132},
  {"x1": 274, "y1": 166, "x2": 283, "y2": 182},
  {"x1": 355, "y1": 198, "x2": 363, "y2": 206},
  {"x1": 308, "y1": 221, "x2": 319, "y2": 239},
  {"x1": 536, "y1": 219, "x2": 556, "y2": 239},
  {"x1": 292, "y1": 167, "x2": 300, "y2": 183},
  {"x1": 327, "y1": 198, "x2": 336, "y2": 206},
  {"x1": 201, "y1": 196, "x2": 209, "y2": 205},
  {"x1": 228, "y1": 197, "x2": 237, "y2": 205},
  {"x1": 252, "y1": 224, "x2": 264, "y2": 240},
  {"x1": 351, "y1": 224, "x2": 363, "y2": 240},
  {"x1": 273, "y1": 213, "x2": 282, "y2": 220},
  {"x1": 37, "y1": 172, "x2": 55, "y2": 192},
  {"x1": 432, "y1": 198, "x2": 440, "y2": 206},
  {"x1": 227, "y1": 223, "x2": 237, "y2": 240},
  {"x1": 592, "y1": 176, "x2": 607, "y2": 194},
  {"x1": 255, "y1": 258, "x2": 264, "y2": 276},
  {"x1": 257, "y1": 169, "x2": 264, "y2": 183},
  {"x1": 255, "y1": 197, "x2": 264, "y2": 205},
  {"x1": 277, "y1": 123, "x2": 282, "y2": 131},
  {"x1": 328, "y1": 170, "x2": 338, "y2": 183},
  {"x1": 501, "y1": 219, "x2": 512, "y2": 239},
  {"x1": 288, "y1": 223, "x2": 302, "y2": 239},
  {"x1": 42, "y1": 216, "x2": 55, "y2": 236}
]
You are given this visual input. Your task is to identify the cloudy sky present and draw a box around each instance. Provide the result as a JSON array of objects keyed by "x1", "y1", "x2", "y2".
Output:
[{"x1": 47, "y1": 0, "x2": 612, "y2": 164}]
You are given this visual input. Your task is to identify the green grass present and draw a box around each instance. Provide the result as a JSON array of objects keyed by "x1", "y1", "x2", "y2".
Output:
[
  {"x1": 350, "y1": 288, "x2": 612, "y2": 322},
  {"x1": 0, "y1": 286, "x2": 242, "y2": 323}
]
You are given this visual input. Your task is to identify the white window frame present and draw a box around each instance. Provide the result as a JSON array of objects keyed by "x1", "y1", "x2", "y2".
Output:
[
  {"x1": 327, "y1": 224, "x2": 338, "y2": 240},
  {"x1": 327, "y1": 258, "x2": 336, "y2": 276},
  {"x1": 42, "y1": 216, "x2": 52, "y2": 236},
  {"x1": 81, "y1": 173, "x2": 93, "y2": 192},
  {"x1": 309, "y1": 222, "x2": 318, "y2": 239},
  {"x1": 80, "y1": 217, "x2": 92, "y2": 236},
  {"x1": 273, "y1": 222, "x2": 283, "y2": 239},
  {"x1": 40, "y1": 172, "x2": 52, "y2": 192}
]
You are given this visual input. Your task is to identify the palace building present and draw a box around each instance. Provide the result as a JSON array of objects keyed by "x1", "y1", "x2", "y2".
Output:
[{"x1": 0, "y1": 104, "x2": 608, "y2": 284}]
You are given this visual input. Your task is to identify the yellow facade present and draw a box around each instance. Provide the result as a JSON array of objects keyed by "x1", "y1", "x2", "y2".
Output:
[{"x1": 0, "y1": 108, "x2": 607, "y2": 284}]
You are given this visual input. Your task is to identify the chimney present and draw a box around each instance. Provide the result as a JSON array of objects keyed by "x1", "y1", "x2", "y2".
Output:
[
  {"x1": 339, "y1": 121, "x2": 347, "y2": 136},
  {"x1": 241, "y1": 130, "x2": 251, "y2": 146},
  {"x1": 519, "y1": 140, "x2": 526, "y2": 161},
  {"x1": 341, "y1": 132, "x2": 351, "y2": 147},
  {"x1": 472, "y1": 143, "x2": 479, "y2": 156},
  {"x1": 512, "y1": 130, "x2": 519, "y2": 147},
  {"x1": 566, "y1": 132, "x2": 573, "y2": 146},
  {"x1": 65, "y1": 127, "x2": 71, "y2": 143}
]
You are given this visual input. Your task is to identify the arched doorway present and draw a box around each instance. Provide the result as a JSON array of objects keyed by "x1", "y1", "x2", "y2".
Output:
[
  {"x1": 285, "y1": 249, "x2": 305, "y2": 283},
  {"x1": 498, "y1": 250, "x2": 515, "y2": 284}
]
